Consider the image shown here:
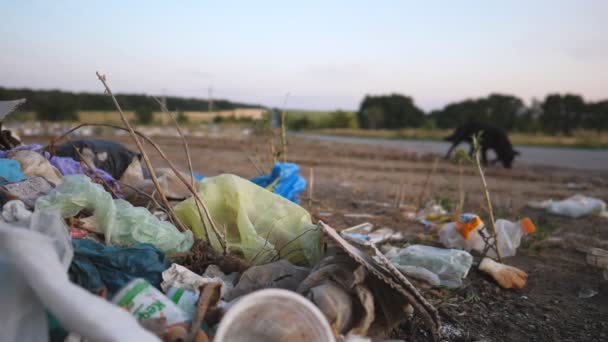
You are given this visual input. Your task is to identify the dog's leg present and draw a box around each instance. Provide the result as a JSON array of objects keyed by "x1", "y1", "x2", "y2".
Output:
[
  {"x1": 444, "y1": 142, "x2": 458, "y2": 159},
  {"x1": 481, "y1": 148, "x2": 489, "y2": 166}
]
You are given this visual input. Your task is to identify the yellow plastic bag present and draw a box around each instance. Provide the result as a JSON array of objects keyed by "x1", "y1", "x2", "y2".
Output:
[{"x1": 175, "y1": 174, "x2": 321, "y2": 266}]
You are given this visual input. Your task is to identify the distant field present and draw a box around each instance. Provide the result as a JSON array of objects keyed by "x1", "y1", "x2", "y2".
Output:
[{"x1": 313, "y1": 128, "x2": 608, "y2": 149}]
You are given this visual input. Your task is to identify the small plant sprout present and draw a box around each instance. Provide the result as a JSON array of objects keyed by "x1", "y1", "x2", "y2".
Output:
[{"x1": 471, "y1": 132, "x2": 502, "y2": 261}]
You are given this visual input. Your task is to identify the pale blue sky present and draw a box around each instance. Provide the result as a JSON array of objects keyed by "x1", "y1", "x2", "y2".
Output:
[{"x1": 1, "y1": 0, "x2": 606, "y2": 110}]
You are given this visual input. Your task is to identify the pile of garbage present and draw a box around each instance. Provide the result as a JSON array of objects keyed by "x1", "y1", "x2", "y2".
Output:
[{"x1": 0, "y1": 101, "x2": 448, "y2": 342}]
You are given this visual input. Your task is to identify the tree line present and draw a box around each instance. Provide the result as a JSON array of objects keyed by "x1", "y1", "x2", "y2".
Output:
[
  {"x1": 358, "y1": 93, "x2": 608, "y2": 133},
  {"x1": 0, "y1": 87, "x2": 261, "y2": 122}
]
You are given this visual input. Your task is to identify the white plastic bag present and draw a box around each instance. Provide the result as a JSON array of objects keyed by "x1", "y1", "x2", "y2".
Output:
[{"x1": 0, "y1": 209, "x2": 159, "y2": 342}]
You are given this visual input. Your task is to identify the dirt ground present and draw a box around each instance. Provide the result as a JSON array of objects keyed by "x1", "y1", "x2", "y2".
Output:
[{"x1": 28, "y1": 133, "x2": 608, "y2": 341}]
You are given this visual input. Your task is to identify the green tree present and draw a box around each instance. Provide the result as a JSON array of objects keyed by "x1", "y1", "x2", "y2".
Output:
[
  {"x1": 358, "y1": 94, "x2": 424, "y2": 129},
  {"x1": 135, "y1": 106, "x2": 154, "y2": 124},
  {"x1": 540, "y1": 94, "x2": 585, "y2": 134}
]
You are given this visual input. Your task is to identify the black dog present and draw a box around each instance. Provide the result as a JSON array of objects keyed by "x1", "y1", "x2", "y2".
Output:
[{"x1": 444, "y1": 122, "x2": 520, "y2": 168}]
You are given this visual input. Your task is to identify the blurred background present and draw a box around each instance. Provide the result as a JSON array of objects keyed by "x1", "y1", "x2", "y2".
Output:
[{"x1": 1, "y1": 0, "x2": 607, "y2": 149}]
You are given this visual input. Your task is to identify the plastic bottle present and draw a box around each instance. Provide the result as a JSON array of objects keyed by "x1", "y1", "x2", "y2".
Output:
[
  {"x1": 438, "y1": 213, "x2": 484, "y2": 251},
  {"x1": 492, "y1": 217, "x2": 535, "y2": 258},
  {"x1": 387, "y1": 244, "x2": 473, "y2": 288},
  {"x1": 440, "y1": 215, "x2": 535, "y2": 258}
]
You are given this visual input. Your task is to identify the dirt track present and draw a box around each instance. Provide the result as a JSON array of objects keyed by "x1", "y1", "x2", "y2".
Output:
[{"x1": 27, "y1": 133, "x2": 608, "y2": 341}]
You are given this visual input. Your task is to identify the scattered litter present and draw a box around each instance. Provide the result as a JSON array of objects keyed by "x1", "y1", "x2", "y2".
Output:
[
  {"x1": 577, "y1": 287, "x2": 598, "y2": 299},
  {"x1": 0, "y1": 209, "x2": 158, "y2": 341},
  {"x1": 586, "y1": 248, "x2": 608, "y2": 268},
  {"x1": 55, "y1": 139, "x2": 142, "y2": 180},
  {"x1": 479, "y1": 257, "x2": 528, "y2": 289},
  {"x1": 0, "y1": 158, "x2": 25, "y2": 184},
  {"x1": 297, "y1": 255, "x2": 375, "y2": 336},
  {"x1": 36, "y1": 175, "x2": 193, "y2": 253},
  {"x1": 161, "y1": 263, "x2": 232, "y2": 298},
  {"x1": 341, "y1": 222, "x2": 403, "y2": 246},
  {"x1": 175, "y1": 174, "x2": 321, "y2": 265},
  {"x1": 1, "y1": 199, "x2": 32, "y2": 222},
  {"x1": 387, "y1": 245, "x2": 473, "y2": 288},
  {"x1": 225, "y1": 260, "x2": 309, "y2": 301},
  {"x1": 251, "y1": 162, "x2": 307, "y2": 203},
  {"x1": 0, "y1": 176, "x2": 54, "y2": 207},
  {"x1": 440, "y1": 215, "x2": 535, "y2": 258},
  {"x1": 10, "y1": 150, "x2": 63, "y2": 185},
  {"x1": 529, "y1": 195, "x2": 607, "y2": 218},
  {"x1": 407, "y1": 201, "x2": 451, "y2": 229},
  {"x1": 112, "y1": 278, "x2": 190, "y2": 328},
  {"x1": 214, "y1": 289, "x2": 335, "y2": 342},
  {"x1": 69, "y1": 239, "x2": 170, "y2": 297}
]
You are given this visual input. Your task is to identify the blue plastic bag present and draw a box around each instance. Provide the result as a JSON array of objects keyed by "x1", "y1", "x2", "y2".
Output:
[
  {"x1": 69, "y1": 239, "x2": 170, "y2": 297},
  {"x1": 251, "y1": 163, "x2": 307, "y2": 203},
  {"x1": 0, "y1": 159, "x2": 26, "y2": 184},
  {"x1": 192, "y1": 163, "x2": 307, "y2": 203}
]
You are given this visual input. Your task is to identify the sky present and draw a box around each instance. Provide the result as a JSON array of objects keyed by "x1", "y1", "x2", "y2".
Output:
[{"x1": 1, "y1": 0, "x2": 606, "y2": 111}]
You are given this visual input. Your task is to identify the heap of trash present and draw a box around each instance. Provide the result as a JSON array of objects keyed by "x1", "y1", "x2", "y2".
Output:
[{"x1": 0, "y1": 99, "x2": 548, "y2": 342}]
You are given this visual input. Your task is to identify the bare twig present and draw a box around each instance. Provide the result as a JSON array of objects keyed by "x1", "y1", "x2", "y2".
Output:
[
  {"x1": 52, "y1": 119, "x2": 227, "y2": 252},
  {"x1": 189, "y1": 283, "x2": 221, "y2": 340},
  {"x1": 154, "y1": 96, "x2": 211, "y2": 243},
  {"x1": 118, "y1": 181, "x2": 168, "y2": 214},
  {"x1": 472, "y1": 134, "x2": 501, "y2": 261},
  {"x1": 457, "y1": 159, "x2": 465, "y2": 215},
  {"x1": 95, "y1": 72, "x2": 188, "y2": 232},
  {"x1": 64, "y1": 136, "x2": 120, "y2": 199},
  {"x1": 308, "y1": 167, "x2": 314, "y2": 209},
  {"x1": 280, "y1": 92, "x2": 290, "y2": 163}
]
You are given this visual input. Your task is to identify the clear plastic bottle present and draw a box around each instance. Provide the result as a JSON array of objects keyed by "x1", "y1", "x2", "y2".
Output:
[
  {"x1": 440, "y1": 215, "x2": 535, "y2": 258},
  {"x1": 492, "y1": 217, "x2": 535, "y2": 258}
]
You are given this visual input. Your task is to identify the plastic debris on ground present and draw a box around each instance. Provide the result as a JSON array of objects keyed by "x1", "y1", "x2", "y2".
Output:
[
  {"x1": 9, "y1": 150, "x2": 63, "y2": 185},
  {"x1": 112, "y1": 278, "x2": 191, "y2": 339},
  {"x1": 54, "y1": 139, "x2": 142, "y2": 180},
  {"x1": 0, "y1": 158, "x2": 25, "y2": 184},
  {"x1": 36, "y1": 174, "x2": 193, "y2": 253},
  {"x1": 439, "y1": 214, "x2": 535, "y2": 258},
  {"x1": 297, "y1": 254, "x2": 375, "y2": 336},
  {"x1": 386, "y1": 244, "x2": 473, "y2": 288},
  {"x1": 478, "y1": 257, "x2": 528, "y2": 289},
  {"x1": 225, "y1": 259, "x2": 310, "y2": 301},
  {"x1": 69, "y1": 239, "x2": 170, "y2": 297},
  {"x1": 404, "y1": 201, "x2": 451, "y2": 229},
  {"x1": 0, "y1": 144, "x2": 122, "y2": 194},
  {"x1": 192, "y1": 162, "x2": 307, "y2": 203},
  {"x1": 586, "y1": 248, "x2": 608, "y2": 269},
  {"x1": 340, "y1": 222, "x2": 404, "y2": 246},
  {"x1": 175, "y1": 174, "x2": 321, "y2": 265},
  {"x1": 161, "y1": 263, "x2": 234, "y2": 298},
  {"x1": 529, "y1": 194, "x2": 607, "y2": 218},
  {"x1": 0, "y1": 209, "x2": 158, "y2": 342},
  {"x1": 250, "y1": 162, "x2": 307, "y2": 203},
  {"x1": 1, "y1": 199, "x2": 32, "y2": 222},
  {"x1": 214, "y1": 289, "x2": 335, "y2": 342},
  {"x1": 0, "y1": 176, "x2": 54, "y2": 207}
]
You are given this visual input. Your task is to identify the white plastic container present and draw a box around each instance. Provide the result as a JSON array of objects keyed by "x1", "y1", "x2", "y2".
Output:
[
  {"x1": 214, "y1": 289, "x2": 335, "y2": 342},
  {"x1": 166, "y1": 286, "x2": 199, "y2": 318},
  {"x1": 112, "y1": 278, "x2": 189, "y2": 327}
]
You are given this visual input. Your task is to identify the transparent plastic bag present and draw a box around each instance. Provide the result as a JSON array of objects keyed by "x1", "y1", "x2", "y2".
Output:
[
  {"x1": 36, "y1": 175, "x2": 193, "y2": 253},
  {"x1": 175, "y1": 174, "x2": 321, "y2": 265},
  {"x1": 388, "y1": 244, "x2": 473, "y2": 288},
  {"x1": 546, "y1": 195, "x2": 607, "y2": 218}
]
